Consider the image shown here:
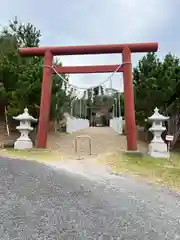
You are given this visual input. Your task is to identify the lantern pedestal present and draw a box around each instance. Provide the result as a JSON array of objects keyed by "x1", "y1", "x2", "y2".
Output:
[
  {"x1": 148, "y1": 136, "x2": 169, "y2": 158},
  {"x1": 14, "y1": 127, "x2": 34, "y2": 149}
]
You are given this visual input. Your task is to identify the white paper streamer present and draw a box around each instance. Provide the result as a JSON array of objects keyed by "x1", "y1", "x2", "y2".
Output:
[
  {"x1": 109, "y1": 77, "x2": 112, "y2": 89},
  {"x1": 76, "y1": 90, "x2": 80, "y2": 99},
  {"x1": 77, "y1": 90, "x2": 83, "y2": 99},
  {"x1": 84, "y1": 90, "x2": 88, "y2": 100},
  {"x1": 98, "y1": 85, "x2": 102, "y2": 96},
  {"x1": 91, "y1": 88, "x2": 94, "y2": 101},
  {"x1": 61, "y1": 81, "x2": 65, "y2": 90},
  {"x1": 65, "y1": 85, "x2": 69, "y2": 95},
  {"x1": 72, "y1": 88, "x2": 77, "y2": 97}
]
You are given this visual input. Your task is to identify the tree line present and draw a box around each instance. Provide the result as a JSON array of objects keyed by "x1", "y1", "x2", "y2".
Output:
[{"x1": 0, "y1": 17, "x2": 71, "y2": 121}]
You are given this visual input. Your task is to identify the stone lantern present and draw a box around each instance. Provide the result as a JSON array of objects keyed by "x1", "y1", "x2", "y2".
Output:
[
  {"x1": 148, "y1": 107, "x2": 169, "y2": 158},
  {"x1": 13, "y1": 108, "x2": 37, "y2": 149}
]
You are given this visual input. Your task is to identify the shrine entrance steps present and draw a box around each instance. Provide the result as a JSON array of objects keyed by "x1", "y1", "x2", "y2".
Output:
[{"x1": 47, "y1": 127, "x2": 147, "y2": 158}]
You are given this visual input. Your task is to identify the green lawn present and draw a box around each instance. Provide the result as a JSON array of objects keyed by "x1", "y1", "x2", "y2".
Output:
[{"x1": 100, "y1": 152, "x2": 180, "y2": 191}]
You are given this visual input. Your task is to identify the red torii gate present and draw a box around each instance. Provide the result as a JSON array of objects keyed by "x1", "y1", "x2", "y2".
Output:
[{"x1": 19, "y1": 42, "x2": 158, "y2": 151}]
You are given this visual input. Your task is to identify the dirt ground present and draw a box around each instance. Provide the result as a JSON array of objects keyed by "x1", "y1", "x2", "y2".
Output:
[
  {"x1": 47, "y1": 127, "x2": 148, "y2": 157},
  {"x1": 0, "y1": 125, "x2": 148, "y2": 159}
]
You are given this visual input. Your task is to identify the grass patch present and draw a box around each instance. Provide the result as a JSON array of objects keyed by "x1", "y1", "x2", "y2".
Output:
[
  {"x1": 0, "y1": 148, "x2": 65, "y2": 164},
  {"x1": 99, "y1": 152, "x2": 180, "y2": 191}
]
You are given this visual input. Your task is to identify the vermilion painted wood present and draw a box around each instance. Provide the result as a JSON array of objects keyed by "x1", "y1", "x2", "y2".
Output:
[
  {"x1": 19, "y1": 42, "x2": 158, "y2": 56},
  {"x1": 36, "y1": 50, "x2": 53, "y2": 148},
  {"x1": 122, "y1": 47, "x2": 137, "y2": 150},
  {"x1": 52, "y1": 65, "x2": 123, "y2": 74}
]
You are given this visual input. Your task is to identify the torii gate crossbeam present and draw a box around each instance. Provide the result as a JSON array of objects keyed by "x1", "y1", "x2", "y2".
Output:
[{"x1": 19, "y1": 42, "x2": 158, "y2": 151}]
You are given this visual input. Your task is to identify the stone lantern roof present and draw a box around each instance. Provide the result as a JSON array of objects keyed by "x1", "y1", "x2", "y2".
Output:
[
  {"x1": 148, "y1": 107, "x2": 169, "y2": 121},
  {"x1": 13, "y1": 108, "x2": 37, "y2": 122}
]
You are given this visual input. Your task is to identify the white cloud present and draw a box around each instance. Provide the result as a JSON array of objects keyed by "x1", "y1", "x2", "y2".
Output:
[{"x1": 0, "y1": 0, "x2": 178, "y2": 91}]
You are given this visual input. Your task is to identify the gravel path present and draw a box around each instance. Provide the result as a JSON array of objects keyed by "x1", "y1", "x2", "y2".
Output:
[{"x1": 0, "y1": 157, "x2": 180, "y2": 239}]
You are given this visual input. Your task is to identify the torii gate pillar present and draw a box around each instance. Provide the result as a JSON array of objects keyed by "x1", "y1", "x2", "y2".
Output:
[
  {"x1": 122, "y1": 47, "x2": 137, "y2": 150},
  {"x1": 37, "y1": 51, "x2": 53, "y2": 148}
]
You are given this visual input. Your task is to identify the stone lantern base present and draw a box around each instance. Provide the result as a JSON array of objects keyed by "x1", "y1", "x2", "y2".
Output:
[
  {"x1": 148, "y1": 142, "x2": 169, "y2": 158},
  {"x1": 14, "y1": 138, "x2": 33, "y2": 150}
]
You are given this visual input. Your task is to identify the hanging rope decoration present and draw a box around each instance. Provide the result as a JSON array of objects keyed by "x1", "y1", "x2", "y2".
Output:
[
  {"x1": 44, "y1": 62, "x2": 130, "y2": 94},
  {"x1": 44, "y1": 62, "x2": 131, "y2": 116}
]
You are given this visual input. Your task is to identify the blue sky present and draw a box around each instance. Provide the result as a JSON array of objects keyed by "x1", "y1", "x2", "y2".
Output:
[{"x1": 0, "y1": 0, "x2": 179, "y2": 92}]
